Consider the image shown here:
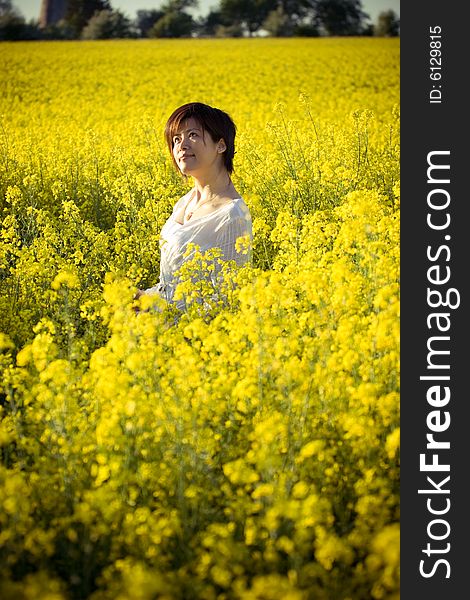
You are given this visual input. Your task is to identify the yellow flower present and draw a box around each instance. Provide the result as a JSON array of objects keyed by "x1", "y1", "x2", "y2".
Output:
[{"x1": 51, "y1": 270, "x2": 79, "y2": 290}]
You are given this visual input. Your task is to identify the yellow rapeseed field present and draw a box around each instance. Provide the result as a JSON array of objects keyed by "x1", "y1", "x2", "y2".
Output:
[{"x1": 0, "y1": 39, "x2": 399, "y2": 599}]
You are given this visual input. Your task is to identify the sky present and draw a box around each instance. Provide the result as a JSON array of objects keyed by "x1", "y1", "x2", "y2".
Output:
[{"x1": 15, "y1": 0, "x2": 401, "y2": 24}]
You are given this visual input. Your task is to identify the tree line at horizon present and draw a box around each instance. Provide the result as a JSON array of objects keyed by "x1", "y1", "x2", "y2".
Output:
[{"x1": 1, "y1": 0, "x2": 399, "y2": 40}]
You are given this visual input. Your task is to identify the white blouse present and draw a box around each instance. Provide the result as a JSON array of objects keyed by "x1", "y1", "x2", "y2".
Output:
[{"x1": 144, "y1": 188, "x2": 252, "y2": 310}]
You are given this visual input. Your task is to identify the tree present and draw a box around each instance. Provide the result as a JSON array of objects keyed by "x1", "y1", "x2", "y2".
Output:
[
  {"x1": 0, "y1": 10, "x2": 24, "y2": 39},
  {"x1": 314, "y1": 0, "x2": 368, "y2": 35},
  {"x1": 0, "y1": 0, "x2": 14, "y2": 15},
  {"x1": 65, "y1": 0, "x2": 111, "y2": 37},
  {"x1": 279, "y1": 0, "x2": 316, "y2": 22},
  {"x1": 81, "y1": 9, "x2": 134, "y2": 39},
  {"x1": 159, "y1": 0, "x2": 199, "y2": 15},
  {"x1": 197, "y1": 8, "x2": 229, "y2": 37},
  {"x1": 149, "y1": 11, "x2": 194, "y2": 38},
  {"x1": 262, "y1": 1, "x2": 320, "y2": 37},
  {"x1": 136, "y1": 9, "x2": 164, "y2": 37},
  {"x1": 374, "y1": 9, "x2": 400, "y2": 37},
  {"x1": 0, "y1": 0, "x2": 28, "y2": 39},
  {"x1": 219, "y1": 0, "x2": 276, "y2": 36},
  {"x1": 263, "y1": 5, "x2": 294, "y2": 36},
  {"x1": 214, "y1": 22, "x2": 244, "y2": 37},
  {"x1": 149, "y1": 0, "x2": 198, "y2": 38},
  {"x1": 166, "y1": 0, "x2": 198, "y2": 11},
  {"x1": 41, "y1": 19, "x2": 76, "y2": 39}
]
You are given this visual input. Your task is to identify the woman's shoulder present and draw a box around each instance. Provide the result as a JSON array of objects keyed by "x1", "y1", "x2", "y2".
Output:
[
  {"x1": 229, "y1": 197, "x2": 251, "y2": 221},
  {"x1": 215, "y1": 198, "x2": 252, "y2": 234}
]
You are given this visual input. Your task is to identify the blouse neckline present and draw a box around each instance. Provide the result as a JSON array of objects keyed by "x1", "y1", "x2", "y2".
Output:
[{"x1": 173, "y1": 196, "x2": 242, "y2": 227}]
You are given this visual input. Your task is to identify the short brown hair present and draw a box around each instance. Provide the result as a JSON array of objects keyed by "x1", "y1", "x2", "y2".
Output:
[{"x1": 164, "y1": 102, "x2": 236, "y2": 174}]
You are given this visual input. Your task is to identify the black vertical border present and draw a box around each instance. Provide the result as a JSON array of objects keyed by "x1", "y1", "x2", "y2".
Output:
[{"x1": 401, "y1": 2, "x2": 468, "y2": 598}]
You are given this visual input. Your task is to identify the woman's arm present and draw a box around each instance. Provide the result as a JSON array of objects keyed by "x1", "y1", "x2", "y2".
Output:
[{"x1": 215, "y1": 216, "x2": 252, "y2": 266}]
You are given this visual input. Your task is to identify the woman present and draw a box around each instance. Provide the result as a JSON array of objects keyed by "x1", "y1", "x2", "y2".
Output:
[{"x1": 135, "y1": 102, "x2": 252, "y2": 312}]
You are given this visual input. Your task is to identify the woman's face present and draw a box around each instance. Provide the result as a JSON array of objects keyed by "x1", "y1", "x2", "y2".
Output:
[{"x1": 172, "y1": 117, "x2": 225, "y2": 176}]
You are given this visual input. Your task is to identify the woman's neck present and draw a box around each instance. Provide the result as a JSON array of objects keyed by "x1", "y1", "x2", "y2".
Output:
[{"x1": 192, "y1": 170, "x2": 233, "y2": 202}]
